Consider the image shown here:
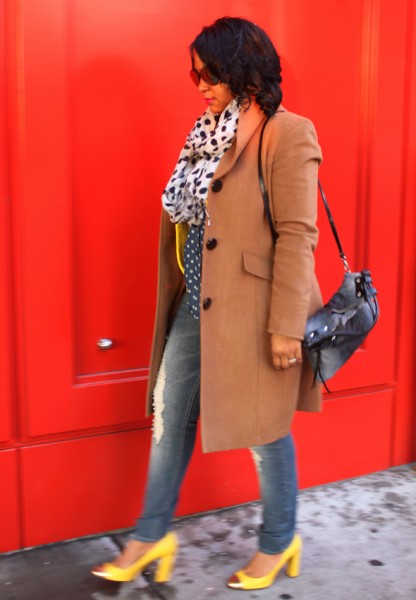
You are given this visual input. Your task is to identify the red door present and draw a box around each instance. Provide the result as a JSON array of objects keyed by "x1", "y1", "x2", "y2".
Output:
[{"x1": 1, "y1": 0, "x2": 415, "y2": 551}]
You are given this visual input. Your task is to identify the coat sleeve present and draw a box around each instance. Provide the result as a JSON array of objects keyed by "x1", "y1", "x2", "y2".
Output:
[{"x1": 267, "y1": 115, "x2": 322, "y2": 339}]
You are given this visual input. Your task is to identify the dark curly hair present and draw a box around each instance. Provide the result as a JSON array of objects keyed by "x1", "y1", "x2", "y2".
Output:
[{"x1": 190, "y1": 17, "x2": 282, "y2": 117}]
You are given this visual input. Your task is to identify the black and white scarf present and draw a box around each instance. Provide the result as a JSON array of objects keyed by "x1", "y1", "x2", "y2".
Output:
[{"x1": 162, "y1": 99, "x2": 240, "y2": 226}]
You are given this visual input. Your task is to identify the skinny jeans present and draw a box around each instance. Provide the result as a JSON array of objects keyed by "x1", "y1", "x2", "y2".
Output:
[{"x1": 134, "y1": 293, "x2": 298, "y2": 554}]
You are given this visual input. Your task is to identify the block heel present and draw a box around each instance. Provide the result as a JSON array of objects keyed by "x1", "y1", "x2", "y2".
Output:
[
  {"x1": 227, "y1": 533, "x2": 302, "y2": 591},
  {"x1": 286, "y1": 542, "x2": 302, "y2": 577},
  {"x1": 154, "y1": 552, "x2": 176, "y2": 583}
]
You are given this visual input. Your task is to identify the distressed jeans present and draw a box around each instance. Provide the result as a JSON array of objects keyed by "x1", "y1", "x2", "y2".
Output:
[{"x1": 134, "y1": 293, "x2": 298, "y2": 554}]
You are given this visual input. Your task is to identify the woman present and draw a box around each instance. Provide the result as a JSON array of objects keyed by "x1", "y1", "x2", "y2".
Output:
[{"x1": 92, "y1": 16, "x2": 322, "y2": 591}]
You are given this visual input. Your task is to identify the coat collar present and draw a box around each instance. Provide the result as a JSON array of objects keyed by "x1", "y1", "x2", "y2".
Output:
[{"x1": 214, "y1": 101, "x2": 266, "y2": 180}]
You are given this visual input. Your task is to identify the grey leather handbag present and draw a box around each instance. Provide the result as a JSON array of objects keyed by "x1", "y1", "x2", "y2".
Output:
[{"x1": 258, "y1": 117, "x2": 379, "y2": 389}]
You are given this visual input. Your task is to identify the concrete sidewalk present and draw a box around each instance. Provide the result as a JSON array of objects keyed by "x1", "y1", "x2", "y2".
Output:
[{"x1": 1, "y1": 465, "x2": 415, "y2": 600}]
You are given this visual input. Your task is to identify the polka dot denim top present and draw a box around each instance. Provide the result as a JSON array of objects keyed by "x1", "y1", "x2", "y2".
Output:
[{"x1": 183, "y1": 218, "x2": 206, "y2": 319}]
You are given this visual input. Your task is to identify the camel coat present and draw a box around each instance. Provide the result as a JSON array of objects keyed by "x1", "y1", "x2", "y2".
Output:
[{"x1": 146, "y1": 102, "x2": 323, "y2": 453}]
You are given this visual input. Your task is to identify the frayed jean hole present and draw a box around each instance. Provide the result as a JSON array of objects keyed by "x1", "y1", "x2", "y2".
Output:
[
  {"x1": 250, "y1": 448, "x2": 263, "y2": 472},
  {"x1": 152, "y1": 354, "x2": 167, "y2": 444}
]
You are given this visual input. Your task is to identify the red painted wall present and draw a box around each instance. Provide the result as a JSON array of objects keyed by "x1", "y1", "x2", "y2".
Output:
[{"x1": 1, "y1": 0, "x2": 415, "y2": 552}]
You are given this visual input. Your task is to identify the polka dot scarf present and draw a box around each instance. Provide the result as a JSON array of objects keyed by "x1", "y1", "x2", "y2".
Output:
[{"x1": 162, "y1": 99, "x2": 240, "y2": 226}]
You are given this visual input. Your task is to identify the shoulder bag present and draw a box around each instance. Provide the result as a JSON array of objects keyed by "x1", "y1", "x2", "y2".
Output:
[{"x1": 258, "y1": 117, "x2": 379, "y2": 389}]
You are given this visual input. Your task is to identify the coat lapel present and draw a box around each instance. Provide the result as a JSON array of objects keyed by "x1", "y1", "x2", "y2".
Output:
[{"x1": 214, "y1": 101, "x2": 266, "y2": 180}]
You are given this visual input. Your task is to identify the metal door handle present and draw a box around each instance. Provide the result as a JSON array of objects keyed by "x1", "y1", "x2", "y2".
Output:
[{"x1": 97, "y1": 338, "x2": 114, "y2": 350}]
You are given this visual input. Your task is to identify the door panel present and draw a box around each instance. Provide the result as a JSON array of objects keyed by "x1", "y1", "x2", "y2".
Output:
[
  {"x1": 270, "y1": 0, "x2": 404, "y2": 392},
  {"x1": 10, "y1": 0, "x2": 156, "y2": 437},
  {"x1": 21, "y1": 429, "x2": 259, "y2": 547},
  {"x1": 19, "y1": 387, "x2": 395, "y2": 548},
  {"x1": 69, "y1": 0, "x2": 161, "y2": 375},
  {"x1": 21, "y1": 430, "x2": 152, "y2": 547}
]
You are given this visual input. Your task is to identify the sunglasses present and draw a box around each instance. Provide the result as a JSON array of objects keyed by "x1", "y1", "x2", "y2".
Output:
[{"x1": 190, "y1": 66, "x2": 220, "y2": 87}]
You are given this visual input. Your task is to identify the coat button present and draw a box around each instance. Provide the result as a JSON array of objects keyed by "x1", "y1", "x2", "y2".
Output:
[
  {"x1": 202, "y1": 297, "x2": 212, "y2": 310},
  {"x1": 206, "y1": 238, "x2": 217, "y2": 250},
  {"x1": 211, "y1": 179, "x2": 223, "y2": 192}
]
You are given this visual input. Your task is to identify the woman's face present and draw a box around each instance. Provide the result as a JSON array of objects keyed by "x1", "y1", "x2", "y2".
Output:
[{"x1": 192, "y1": 52, "x2": 234, "y2": 114}]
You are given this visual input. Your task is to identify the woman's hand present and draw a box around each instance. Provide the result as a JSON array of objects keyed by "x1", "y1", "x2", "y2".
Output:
[{"x1": 270, "y1": 334, "x2": 303, "y2": 370}]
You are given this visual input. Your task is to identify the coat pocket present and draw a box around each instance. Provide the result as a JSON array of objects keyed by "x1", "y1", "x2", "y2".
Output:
[{"x1": 242, "y1": 251, "x2": 273, "y2": 281}]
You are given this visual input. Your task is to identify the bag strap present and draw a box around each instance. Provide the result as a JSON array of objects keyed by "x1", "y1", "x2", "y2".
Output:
[
  {"x1": 317, "y1": 180, "x2": 351, "y2": 273},
  {"x1": 258, "y1": 117, "x2": 278, "y2": 244},
  {"x1": 258, "y1": 116, "x2": 351, "y2": 273}
]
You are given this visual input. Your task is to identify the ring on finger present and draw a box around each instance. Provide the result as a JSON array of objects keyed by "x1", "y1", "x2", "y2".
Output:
[{"x1": 288, "y1": 358, "x2": 297, "y2": 365}]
